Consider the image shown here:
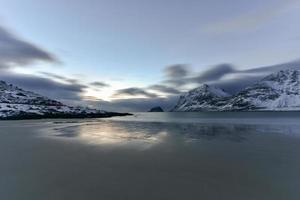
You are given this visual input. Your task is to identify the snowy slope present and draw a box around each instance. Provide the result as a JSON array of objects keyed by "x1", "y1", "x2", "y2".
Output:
[
  {"x1": 172, "y1": 70, "x2": 300, "y2": 111},
  {"x1": 223, "y1": 69, "x2": 300, "y2": 111},
  {"x1": 0, "y1": 80, "x2": 122, "y2": 119},
  {"x1": 0, "y1": 81, "x2": 62, "y2": 106},
  {"x1": 172, "y1": 84, "x2": 230, "y2": 111}
]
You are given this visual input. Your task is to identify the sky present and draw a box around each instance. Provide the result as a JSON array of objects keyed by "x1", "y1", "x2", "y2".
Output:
[{"x1": 0, "y1": 0, "x2": 300, "y2": 111}]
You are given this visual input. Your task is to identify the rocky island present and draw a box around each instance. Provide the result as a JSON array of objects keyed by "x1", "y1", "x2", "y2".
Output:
[{"x1": 148, "y1": 106, "x2": 164, "y2": 112}]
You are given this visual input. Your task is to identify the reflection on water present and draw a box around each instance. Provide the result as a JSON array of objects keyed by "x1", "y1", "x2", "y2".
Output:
[
  {"x1": 54, "y1": 122, "x2": 169, "y2": 145},
  {"x1": 51, "y1": 118, "x2": 300, "y2": 146}
]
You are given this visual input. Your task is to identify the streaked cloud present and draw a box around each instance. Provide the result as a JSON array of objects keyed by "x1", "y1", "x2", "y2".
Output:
[
  {"x1": 163, "y1": 64, "x2": 190, "y2": 87},
  {"x1": 148, "y1": 84, "x2": 180, "y2": 95},
  {"x1": 0, "y1": 25, "x2": 58, "y2": 69},
  {"x1": 39, "y1": 72, "x2": 78, "y2": 84},
  {"x1": 90, "y1": 81, "x2": 110, "y2": 88},
  {"x1": 164, "y1": 64, "x2": 190, "y2": 79},
  {"x1": 112, "y1": 87, "x2": 158, "y2": 98},
  {"x1": 191, "y1": 64, "x2": 236, "y2": 83}
]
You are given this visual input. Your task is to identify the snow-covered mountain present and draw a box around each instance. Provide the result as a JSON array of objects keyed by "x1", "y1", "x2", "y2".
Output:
[
  {"x1": 172, "y1": 84, "x2": 230, "y2": 111},
  {"x1": 0, "y1": 81, "x2": 63, "y2": 106},
  {"x1": 172, "y1": 69, "x2": 300, "y2": 111},
  {"x1": 0, "y1": 80, "x2": 129, "y2": 119}
]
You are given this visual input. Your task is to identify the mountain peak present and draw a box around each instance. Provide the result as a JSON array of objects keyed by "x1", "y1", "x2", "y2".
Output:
[
  {"x1": 263, "y1": 69, "x2": 300, "y2": 83},
  {"x1": 172, "y1": 84, "x2": 230, "y2": 111},
  {"x1": 0, "y1": 80, "x2": 63, "y2": 106},
  {"x1": 192, "y1": 84, "x2": 230, "y2": 97}
]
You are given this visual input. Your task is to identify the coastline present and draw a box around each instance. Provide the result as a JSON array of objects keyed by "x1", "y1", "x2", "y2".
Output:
[{"x1": 0, "y1": 112, "x2": 132, "y2": 120}]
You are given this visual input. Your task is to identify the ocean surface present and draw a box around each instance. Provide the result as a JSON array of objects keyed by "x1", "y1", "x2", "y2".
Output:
[{"x1": 1, "y1": 112, "x2": 300, "y2": 200}]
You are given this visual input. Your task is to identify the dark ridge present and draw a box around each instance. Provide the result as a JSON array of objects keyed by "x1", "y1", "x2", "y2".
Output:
[
  {"x1": 0, "y1": 112, "x2": 132, "y2": 120},
  {"x1": 148, "y1": 106, "x2": 164, "y2": 112}
]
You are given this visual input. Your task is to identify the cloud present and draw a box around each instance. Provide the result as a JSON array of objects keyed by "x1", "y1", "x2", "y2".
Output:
[
  {"x1": 0, "y1": 25, "x2": 58, "y2": 69},
  {"x1": 210, "y1": 75, "x2": 263, "y2": 94},
  {"x1": 39, "y1": 72, "x2": 79, "y2": 84},
  {"x1": 148, "y1": 84, "x2": 180, "y2": 95},
  {"x1": 90, "y1": 81, "x2": 110, "y2": 88},
  {"x1": 244, "y1": 59, "x2": 300, "y2": 74},
  {"x1": 112, "y1": 87, "x2": 158, "y2": 98},
  {"x1": 163, "y1": 63, "x2": 236, "y2": 88},
  {"x1": 164, "y1": 64, "x2": 189, "y2": 79},
  {"x1": 0, "y1": 24, "x2": 85, "y2": 104},
  {"x1": 164, "y1": 78, "x2": 187, "y2": 88},
  {"x1": 191, "y1": 63, "x2": 236, "y2": 83},
  {"x1": 163, "y1": 64, "x2": 191, "y2": 87}
]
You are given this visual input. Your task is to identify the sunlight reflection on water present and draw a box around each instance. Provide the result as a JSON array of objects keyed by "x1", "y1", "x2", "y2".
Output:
[{"x1": 48, "y1": 112, "x2": 300, "y2": 147}]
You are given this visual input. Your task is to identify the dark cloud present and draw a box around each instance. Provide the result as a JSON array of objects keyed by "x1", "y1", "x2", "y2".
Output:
[
  {"x1": 163, "y1": 63, "x2": 236, "y2": 87},
  {"x1": 0, "y1": 25, "x2": 58, "y2": 69},
  {"x1": 164, "y1": 79, "x2": 186, "y2": 88},
  {"x1": 0, "y1": 24, "x2": 84, "y2": 105},
  {"x1": 0, "y1": 71, "x2": 86, "y2": 102},
  {"x1": 112, "y1": 87, "x2": 158, "y2": 98},
  {"x1": 163, "y1": 64, "x2": 191, "y2": 87},
  {"x1": 164, "y1": 64, "x2": 189, "y2": 79},
  {"x1": 90, "y1": 81, "x2": 110, "y2": 88},
  {"x1": 192, "y1": 63, "x2": 236, "y2": 83},
  {"x1": 148, "y1": 84, "x2": 180, "y2": 95}
]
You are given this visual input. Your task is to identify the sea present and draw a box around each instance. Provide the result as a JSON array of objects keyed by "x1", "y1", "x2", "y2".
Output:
[{"x1": 0, "y1": 112, "x2": 300, "y2": 200}]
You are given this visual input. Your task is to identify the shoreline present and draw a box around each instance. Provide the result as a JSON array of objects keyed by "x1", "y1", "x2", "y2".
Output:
[{"x1": 0, "y1": 112, "x2": 132, "y2": 120}]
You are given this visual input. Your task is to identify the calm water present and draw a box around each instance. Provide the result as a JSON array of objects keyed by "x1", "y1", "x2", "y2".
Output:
[{"x1": 1, "y1": 112, "x2": 300, "y2": 200}]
